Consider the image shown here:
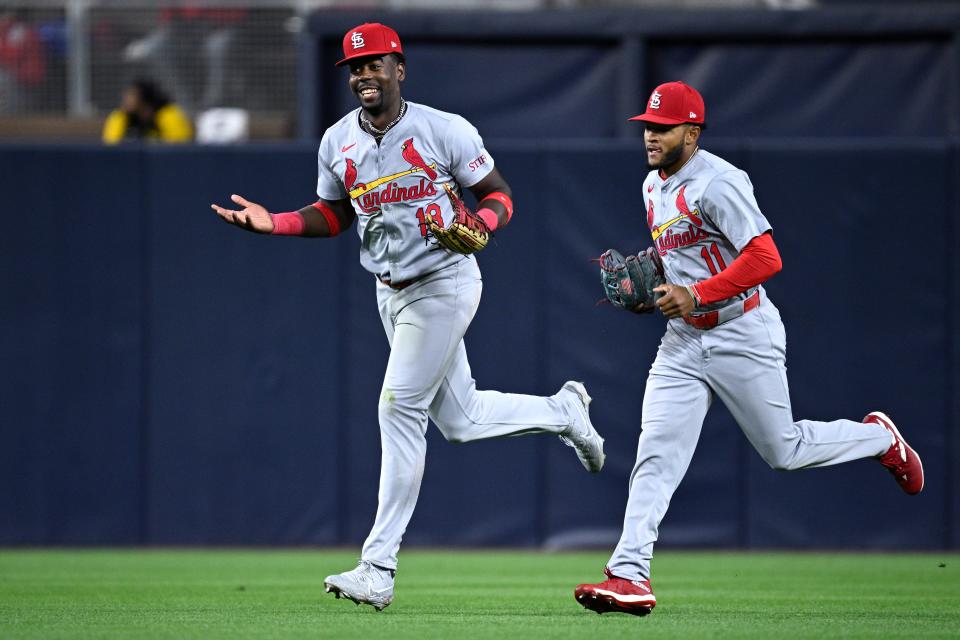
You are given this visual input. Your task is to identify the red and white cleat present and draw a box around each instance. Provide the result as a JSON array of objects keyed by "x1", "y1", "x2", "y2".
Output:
[
  {"x1": 865, "y1": 411, "x2": 924, "y2": 495},
  {"x1": 574, "y1": 567, "x2": 656, "y2": 616}
]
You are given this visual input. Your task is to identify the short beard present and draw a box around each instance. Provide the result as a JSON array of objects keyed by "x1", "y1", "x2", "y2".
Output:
[
  {"x1": 357, "y1": 89, "x2": 385, "y2": 114},
  {"x1": 652, "y1": 143, "x2": 685, "y2": 169},
  {"x1": 361, "y1": 98, "x2": 384, "y2": 116}
]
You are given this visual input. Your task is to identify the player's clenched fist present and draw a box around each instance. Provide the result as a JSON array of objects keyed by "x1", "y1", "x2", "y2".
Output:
[
  {"x1": 654, "y1": 284, "x2": 696, "y2": 319},
  {"x1": 211, "y1": 194, "x2": 274, "y2": 234}
]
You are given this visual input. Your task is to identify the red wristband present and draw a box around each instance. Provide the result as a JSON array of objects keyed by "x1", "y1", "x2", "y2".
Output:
[
  {"x1": 271, "y1": 212, "x2": 305, "y2": 236},
  {"x1": 476, "y1": 207, "x2": 499, "y2": 231},
  {"x1": 311, "y1": 201, "x2": 341, "y2": 237},
  {"x1": 479, "y1": 191, "x2": 513, "y2": 224}
]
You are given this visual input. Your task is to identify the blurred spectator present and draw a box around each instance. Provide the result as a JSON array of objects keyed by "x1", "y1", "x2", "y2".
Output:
[
  {"x1": 102, "y1": 79, "x2": 192, "y2": 144},
  {"x1": 122, "y1": 7, "x2": 247, "y2": 111},
  {"x1": 0, "y1": 10, "x2": 47, "y2": 113}
]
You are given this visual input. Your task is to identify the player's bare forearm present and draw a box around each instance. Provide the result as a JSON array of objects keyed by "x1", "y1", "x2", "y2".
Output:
[
  {"x1": 211, "y1": 194, "x2": 355, "y2": 237},
  {"x1": 298, "y1": 198, "x2": 356, "y2": 237},
  {"x1": 467, "y1": 168, "x2": 512, "y2": 229}
]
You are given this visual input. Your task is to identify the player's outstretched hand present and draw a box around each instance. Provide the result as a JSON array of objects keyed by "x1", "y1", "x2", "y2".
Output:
[
  {"x1": 654, "y1": 284, "x2": 695, "y2": 319},
  {"x1": 211, "y1": 194, "x2": 274, "y2": 234}
]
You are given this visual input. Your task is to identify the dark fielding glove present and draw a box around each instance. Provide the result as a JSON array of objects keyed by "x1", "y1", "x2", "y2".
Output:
[
  {"x1": 599, "y1": 247, "x2": 666, "y2": 313},
  {"x1": 428, "y1": 183, "x2": 490, "y2": 254}
]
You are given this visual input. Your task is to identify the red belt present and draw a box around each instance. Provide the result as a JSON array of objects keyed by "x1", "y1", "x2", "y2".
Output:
[
  {"x1": 683, "y1": 289, "x2": 761, "y2": 330},
  {"x1": 378, "y1": 275, "x2": 420, "y2": 290}
]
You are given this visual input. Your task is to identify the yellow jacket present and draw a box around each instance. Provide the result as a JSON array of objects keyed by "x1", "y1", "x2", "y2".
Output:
[{"x1": 102, "y1": 104, "x2": 193, "y2": 144}]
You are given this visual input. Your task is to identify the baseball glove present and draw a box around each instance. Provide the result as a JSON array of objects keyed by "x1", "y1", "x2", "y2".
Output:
[
  {"x1": 428, "y1": 183, "x2": 490, "y2": 254},
  {"x1": 599, "y1": 247, "x2": 666, "y2": 313}
]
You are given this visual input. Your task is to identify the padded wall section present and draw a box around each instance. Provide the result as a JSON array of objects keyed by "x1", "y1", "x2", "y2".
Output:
[
  {"x1": 0, "y1": 147, "x2": 144, "y2": 543},
  {"x1": 741, "y1": 142, "x2": 949, "y2": 548},
  {"x1": 1, "y1": 141, "x2": 954, "y2": 549},
  {"x1": 143, "y1": 146, "x2": 341, "y2": 544},
  {"x1": 648, "y1": 40, "x2": 951, "y2": 138}
]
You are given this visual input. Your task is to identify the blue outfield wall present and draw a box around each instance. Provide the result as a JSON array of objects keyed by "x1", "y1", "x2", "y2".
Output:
[
  {"x1": 1, "y1": 141, "x2": 957, "y2": 549},
  {"x1": 302, "y1": 7, "x2": 960, "y2": 141}
]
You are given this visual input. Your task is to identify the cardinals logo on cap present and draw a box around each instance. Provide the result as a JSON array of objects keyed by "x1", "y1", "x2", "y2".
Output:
[
  {"x1": 337, "y1": 23, "x2": 404, "y2": 66},
  {"x1": 629, "y1": 81, "x2": 706, "y2": 126}
]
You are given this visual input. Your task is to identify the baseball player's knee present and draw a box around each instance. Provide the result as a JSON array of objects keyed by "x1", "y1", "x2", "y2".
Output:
[
  {"x1": 440, "y1": 430, "x2": 469, "y2": 444},
  {"x1": 760, "y1": 447, "x2": 799, "y2": 471},
  {"x1": 378, "y1": 387, "x2": 428, "y2": 423},
  {"x1": 430, "y1": 394, "x2": 484, "y2": 443},
  {"x1": 433, "y1": 416, "x2": 475, "y2": 443}
]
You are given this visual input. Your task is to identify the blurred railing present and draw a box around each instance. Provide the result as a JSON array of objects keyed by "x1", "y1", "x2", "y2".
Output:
[
  {"x1": 1, "y1": 1, "x2": 304, "y2": 139},
  {"x1": 0, "y1": 0, "x2": 808, "y2": 127},
  {"x1": 0, "y1": 0, "x2": 811, "y2": 140}
]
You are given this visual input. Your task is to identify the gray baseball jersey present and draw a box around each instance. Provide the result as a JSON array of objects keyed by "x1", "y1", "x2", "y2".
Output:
[
  {"x1": 316, "y1": 101, "x2": 495, "y2": 281},
  {"x1": 313, "y1": 101, "x2": 586, "y2": 572},
  {"x1": 605, "y1": 146, "x2": 893, "y2": 584},
  {"x1": 643, "y1": 148, "x2": 771, "y2": 312}
]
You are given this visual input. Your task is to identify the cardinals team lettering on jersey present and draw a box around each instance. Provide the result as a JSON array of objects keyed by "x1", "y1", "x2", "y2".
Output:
[
  {"x1": 316, "y1": 102, "x2": 495, "y2": 281},
  {"x1": 643, "y1": 149, "x2": 771, "y2": 312}
]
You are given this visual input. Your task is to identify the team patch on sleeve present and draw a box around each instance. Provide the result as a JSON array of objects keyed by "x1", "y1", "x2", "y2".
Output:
[{"x1": 468, "y1": 153, "x2": 489, "y2": 172}]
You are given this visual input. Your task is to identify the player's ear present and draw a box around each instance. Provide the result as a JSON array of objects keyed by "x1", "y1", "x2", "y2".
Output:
[
  {"x1": 686, "y1": 125, "x2": 701, "y2": 144},
  {"x1": 394, "y1": 55, "x2": 406, "y2": 82}
]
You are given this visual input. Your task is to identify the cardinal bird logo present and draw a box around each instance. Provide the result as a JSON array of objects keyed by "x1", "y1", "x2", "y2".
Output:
[
  {"x1": 675, "y1": 185, "x2": 702, "y2": 227},
  {"x1": 344, "y1": 158, "x2": 360, "y2": 192},
  {"x1": 649, "y1": 184, "x2": 708, "y2": 243},
  {"x1": 401, "y1": 138, "x2": 438, "y2": 181}
]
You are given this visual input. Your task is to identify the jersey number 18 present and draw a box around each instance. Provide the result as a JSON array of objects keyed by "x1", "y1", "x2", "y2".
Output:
[{"x1": 416, "y1": 204, "x2": 444, "y2": 238}]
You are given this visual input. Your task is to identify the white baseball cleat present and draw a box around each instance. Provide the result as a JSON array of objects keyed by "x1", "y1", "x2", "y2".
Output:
[
  {"x1": 324, "y1": 561, "x2": 395, "y2": 611},
  {"x1": 558, "y1": 381, "x2": 606, "y2": 473}
]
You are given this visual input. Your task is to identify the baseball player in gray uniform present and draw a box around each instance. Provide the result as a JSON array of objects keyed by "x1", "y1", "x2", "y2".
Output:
[
  {"x1": 574, "y1": 81, "x2": 925, "y2": 616},
  {"x1": 211, "y1": 22, "x2": 605, "y2": 611}
]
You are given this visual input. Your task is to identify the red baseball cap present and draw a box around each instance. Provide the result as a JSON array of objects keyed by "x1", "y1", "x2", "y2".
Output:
[
  {"x1": 629, "y1": 81, "x2": 705, "y2": 126},
  {"x1": 336, "y1": 23, "x2": 404, "y2": 66}
]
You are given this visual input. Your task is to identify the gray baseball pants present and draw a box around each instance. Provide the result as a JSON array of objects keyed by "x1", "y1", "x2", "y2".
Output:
[
  {"x1": 362, "y1": 258, "x2": 571, "y2": 570},
  {"x1": 607, "y1": 292, "x2": 892, "y2": 581}
]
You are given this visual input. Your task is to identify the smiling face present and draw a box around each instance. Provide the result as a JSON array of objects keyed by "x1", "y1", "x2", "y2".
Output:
[
  {"x1": 348, "y1": 54, "x2": 405, "y2": 120},
  {"x1": 643, "y1": 122, "x2": 701, "y2": 176}
]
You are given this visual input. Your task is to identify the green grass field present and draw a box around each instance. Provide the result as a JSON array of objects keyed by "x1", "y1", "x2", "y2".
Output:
[{"x1": 1, "y1": 549, "x2": 957, "y2": 639}]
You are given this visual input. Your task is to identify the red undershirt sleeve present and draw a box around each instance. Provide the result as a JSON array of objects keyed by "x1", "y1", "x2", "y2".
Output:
[{"x1": 691, "y1": 232, "x2": 782, "y2": 306}]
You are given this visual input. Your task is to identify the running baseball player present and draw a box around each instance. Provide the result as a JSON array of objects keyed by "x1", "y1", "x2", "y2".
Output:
[
  {"x1": 211, "y1": 22, "x2": 605, "y2": 611},
  {"x1": 574, "y1": 81, "x2": 924, "y2": 616}
]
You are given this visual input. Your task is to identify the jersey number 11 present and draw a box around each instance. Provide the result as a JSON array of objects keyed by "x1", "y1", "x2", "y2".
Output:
[{"x1": 700, "y1": 242, "x2": 728, "y2": 275}]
